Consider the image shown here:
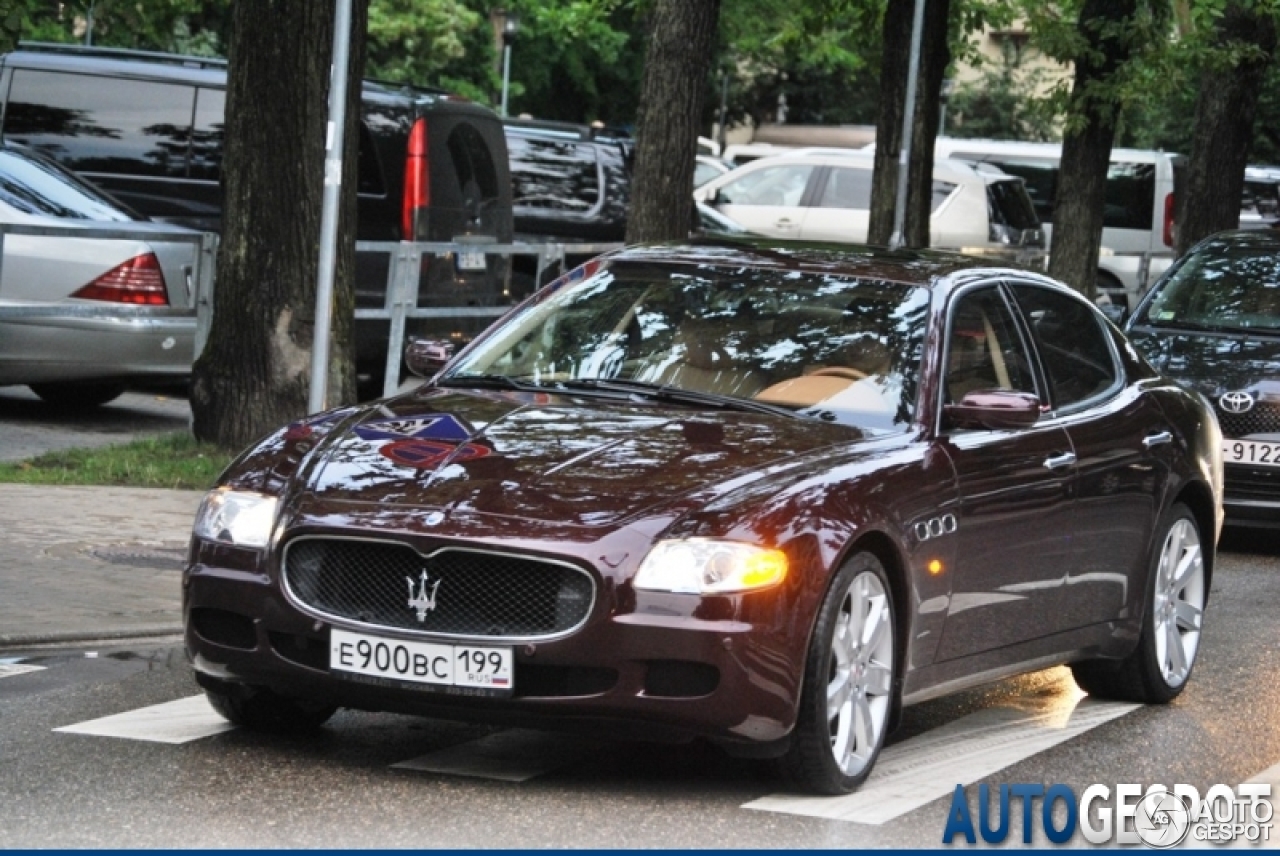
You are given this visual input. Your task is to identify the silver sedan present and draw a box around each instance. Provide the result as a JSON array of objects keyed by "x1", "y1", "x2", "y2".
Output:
[{"x1": 0, "y1": 144, "x2": 198, "y2": 407}]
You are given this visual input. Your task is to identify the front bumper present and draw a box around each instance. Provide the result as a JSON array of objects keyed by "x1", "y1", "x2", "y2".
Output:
[
  {"x1": 183, "y1": 538, "x2": 805, "y2": 748},
  {"x1": 1222, "y1": 462, "x2": 1280, "y2": 527}
]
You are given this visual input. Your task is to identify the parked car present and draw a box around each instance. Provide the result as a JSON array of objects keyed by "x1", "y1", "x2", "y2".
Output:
[
  {"x1": 694, "y1": 148, "x2": 1045, "y2": 267},
  {"x1": 502, "y1": 118, "x2": 632, "y2": 295},
  {"x1": 0, "y1": 141, "x2": 197, "y2": 407},
  {"x1": 930, "y1": 139, "x2": 1185, "y2": 312},
  {"x1": 185, "y1": 238, "x2": 1221, "y2": 795},
  {"x1": 1127, "y1": 228, "x2": 1280, "y2": 527},
  {"x1": 0, "y1": 42, "x2": 514, "y2": 390}
]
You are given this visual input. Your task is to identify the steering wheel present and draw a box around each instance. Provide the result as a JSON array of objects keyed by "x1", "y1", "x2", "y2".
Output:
[{"x1": 808, "y1": 366, "x2": 867, "y2": 381}]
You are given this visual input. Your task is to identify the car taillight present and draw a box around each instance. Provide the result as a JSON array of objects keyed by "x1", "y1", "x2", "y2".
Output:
[
  {"x1": 1163, "y1": 192, "x2": 1176, "y2": 247},
  {"x1": 402, "y1": 117, "x2": 430, "y2": 240},
  {"x1": 69, "y1": 252, "x2": 168, "y2": 305}
]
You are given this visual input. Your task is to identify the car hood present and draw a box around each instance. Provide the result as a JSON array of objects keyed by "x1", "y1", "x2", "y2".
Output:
[
  {"x1": 299, "y1": 389, "x2": 862, "y2": 527},
  {"x1": 1128, "y1": 326, "x2": 1280, "y2": 397}
]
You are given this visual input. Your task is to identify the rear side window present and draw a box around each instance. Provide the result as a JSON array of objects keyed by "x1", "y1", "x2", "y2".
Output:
[
  {"x1": 508, "y1": 135, "x2": 601, "y2": 211},
  {"x1": 0, "y1": 148, "x2": 131, "y2": 220},
  {"x1": 5, "y1": 69, "x2": 195, "y2": 178},
  {"x1": 1104, "y1": 162, "x2": 1155, "y2": 230},
  {"x1": 987, "y1": 179, "x2": 1040, "y2": 230},
  {"x1": 1010, "y1": 283, "x2": 1118, "y2": 409},
  {"x1": 189, "y1": 86, "x2": 225, "y2": 182},
  {"x1": 448, "y1": 122, "x2": 499, "y2": 207}
]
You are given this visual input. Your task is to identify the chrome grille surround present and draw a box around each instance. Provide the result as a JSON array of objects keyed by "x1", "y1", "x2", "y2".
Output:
[{"x1": 281, "y1": 536, "x2": 597, "y2": 643}]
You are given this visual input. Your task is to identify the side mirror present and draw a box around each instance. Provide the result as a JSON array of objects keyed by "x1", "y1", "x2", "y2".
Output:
[
  {"x1": 944, "y1": 389, "x2": 1042, "y2": 430},
  {"x1": 701, "y1": 186, "x2": 720, "y2": 206},
  {"x1": 404, "y1": 338, "x2": 455, "y2": 378}
]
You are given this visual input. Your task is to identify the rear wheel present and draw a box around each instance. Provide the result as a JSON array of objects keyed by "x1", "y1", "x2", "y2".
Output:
[
  {"x1": 1071, "y1": 503, "x2": 1206, "y2": 702},
  {"x1": 205, "y1": 684, "x2": 336, "y2": 733},
  {"x1": 29, "y1": 381, "x2": 125, "y2": 409},
  {"x1": 777, "y1": 552, "x2": 897, "y2": 794}
]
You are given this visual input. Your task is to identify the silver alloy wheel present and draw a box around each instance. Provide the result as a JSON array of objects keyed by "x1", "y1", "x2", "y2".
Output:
[
  {"x1": 827, "y1": 570, "x2": 894, "y2": 776},
  {"x1": 1152, "y1": 517, "x2": 1205, "y2": 688}
]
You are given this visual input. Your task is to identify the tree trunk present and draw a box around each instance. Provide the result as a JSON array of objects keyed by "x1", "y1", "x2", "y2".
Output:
[
  {"x1": 868, "y1": 0, "x2": 911, "y2": 246},
  {"x1": 626, "y1": 0, "x2": 721, "y2": 244},
  {"x1": 906, "y1": 0, "x2": 951, "y2": 248},
  {"x1": 1177, "y1": 4, "x2": 1277, "y2": 256},
  {"x1": 191, "y1": 0, "x2": 367, "y2": 449},
  {"x1": 1047, "y1": 0, "x2": 1139, "y2": 298},
  {"x1": 868, "y1": 0, "x2": 951, "y2": 248}
]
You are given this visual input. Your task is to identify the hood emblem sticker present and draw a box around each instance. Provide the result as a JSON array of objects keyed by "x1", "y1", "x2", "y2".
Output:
[
  {"x1": 1219, "y1": 391, "x2": 1255, "y2": 414},
  {"x1": 407, "y1": 570, "x2": 442, "y2": 621}
]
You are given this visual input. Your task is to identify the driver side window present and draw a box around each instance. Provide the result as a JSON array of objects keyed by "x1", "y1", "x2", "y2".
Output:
[{"x1": 944, "y1": 287, "x2": 1037, "y2": 405}]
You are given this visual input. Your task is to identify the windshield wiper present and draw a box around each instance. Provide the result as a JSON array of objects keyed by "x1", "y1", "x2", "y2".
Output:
[
  {"x1": 556, "y1": 377, "x2": 803, "y2": 419},
  {"x1": 436, "y1": 373, "x2": 543, "y2": 391}
]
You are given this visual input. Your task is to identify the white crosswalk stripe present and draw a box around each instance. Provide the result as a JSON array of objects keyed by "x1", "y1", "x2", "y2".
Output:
[
  {"x1": 743, "y1": 685, "x2": 1139, "y2": 825},
  {"x1": 53, "y1": 694, "x2": 234, "y2": 744}
]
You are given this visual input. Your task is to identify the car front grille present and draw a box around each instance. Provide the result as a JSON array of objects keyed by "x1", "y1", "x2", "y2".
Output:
[
  {"x1": 1225, "y1": 464, "x2": 1280, "y2": 504},
  {"x1": 282, "y1": 538, "x2": 595, "y2": 640},
  {"x1": 1216, "y1": 401, "x2": 1280, "y2": 438}
]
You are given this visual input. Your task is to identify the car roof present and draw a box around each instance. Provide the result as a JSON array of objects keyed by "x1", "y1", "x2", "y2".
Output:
[
  {"x1": 602, "y1": 237, "x2": 1040, "y2": 289},
  {"x1": 701, "y1": 148, "x2": 1008, "y2": 185},
  {"x1": 3, "y1": 42, "x2": 473, "y2": 110}
]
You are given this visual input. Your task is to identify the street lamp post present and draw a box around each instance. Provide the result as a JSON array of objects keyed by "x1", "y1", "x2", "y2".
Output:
[{"x1": 492, "y1": 10, "x2": 520, "y2": 118}]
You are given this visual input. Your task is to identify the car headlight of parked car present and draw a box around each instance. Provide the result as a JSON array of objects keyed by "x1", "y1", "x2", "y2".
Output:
[
  {"x1": 193, "y1": 488, "x2": 280, "y2": 549},
  {"x1": 634, "y1": 539, "x2": 788, "y2": 594}
]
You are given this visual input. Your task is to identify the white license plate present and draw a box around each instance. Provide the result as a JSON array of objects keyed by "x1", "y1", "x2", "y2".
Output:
[
  {"x1": 456, "y1": 250, "x2": 486, "y2": 271},
  {"x1": 330, "y1": 628, "x2": 512, "y2": 693},
  {"x1": 1223, "y1": 439, "x2": 1280, "y2": 467}
]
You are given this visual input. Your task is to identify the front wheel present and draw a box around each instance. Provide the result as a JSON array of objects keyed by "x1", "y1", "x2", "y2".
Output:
[
  {"x1": 776, "y1": 552, "x2": 897, "y2": 794},
  {"x1": 1071, "y1": 503, "x2": 1206, "y2": 702}
]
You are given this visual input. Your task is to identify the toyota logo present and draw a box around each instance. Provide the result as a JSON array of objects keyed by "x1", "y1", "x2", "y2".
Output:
[{"x1": 1219, "y1": 391, "x2": 1256, "y2": 414}]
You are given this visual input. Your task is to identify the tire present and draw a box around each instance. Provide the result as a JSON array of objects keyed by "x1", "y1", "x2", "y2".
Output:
[
  {"x1": 29, "y1": 381, "x2": 126, "y2": 409},
  {"x1": 1071, "y1": 503, "x2": 1206, "y2": 703},
  {"x1": 205, "y1": 685, "x2": 336, "y2": 733},
  {"x1": 776, "y1": 552, "x2": 898, "y2": 795}
]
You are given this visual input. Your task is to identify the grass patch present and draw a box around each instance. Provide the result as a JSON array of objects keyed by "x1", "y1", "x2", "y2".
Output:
[{"x1": 0, "y1": 432, "x2": 233, "y2": 490}]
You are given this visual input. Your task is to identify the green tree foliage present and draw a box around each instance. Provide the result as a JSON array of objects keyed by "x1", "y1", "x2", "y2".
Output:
[
  {"x1": 946, "y1": 53, "x2": 1059, "y2": 140},
  {"x1": 0, "y1": 0, "x2": 230, "y2": 54}
]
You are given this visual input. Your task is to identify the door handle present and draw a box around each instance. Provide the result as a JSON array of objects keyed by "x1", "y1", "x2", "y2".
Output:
[
  {"x1": 1143, "y1": 431, "x2": 1173, "y2": 449},
  {"x1": 1043, "y1": 451, "x2": 1077, "y2": 470},
  {"x1": 774, "y1": 218, "x2": 797, "y2": 229}
]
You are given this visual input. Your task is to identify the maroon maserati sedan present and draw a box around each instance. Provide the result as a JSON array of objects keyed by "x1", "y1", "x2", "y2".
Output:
[{"x1": 185, "y1": 241, "x2": 1222, "y2": 795}]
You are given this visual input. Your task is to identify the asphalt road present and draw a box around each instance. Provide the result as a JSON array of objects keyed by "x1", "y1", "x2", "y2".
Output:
[
  {"x1": 0, "y1": 386, "x2": 191, "y2": 462},
  {"x1": 2, "y1": 530, "x2": 1279, "y2": 849}
]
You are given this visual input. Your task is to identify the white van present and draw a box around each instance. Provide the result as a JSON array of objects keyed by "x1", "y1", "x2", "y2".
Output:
[
  {"x1": 693, "y1": 148, "x2": 1046, "y2": 266},
  {"x1": 930, "y1": 138, "x2": 1184, "y2": 311}
]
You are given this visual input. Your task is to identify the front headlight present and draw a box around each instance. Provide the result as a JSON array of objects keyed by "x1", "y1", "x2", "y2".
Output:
[
  {"x1": 634, "y1": 539, "x2": 788, "y2": 594},
  {"x1": 193, "y1": 487, "x2": 279, "y2": 549}
]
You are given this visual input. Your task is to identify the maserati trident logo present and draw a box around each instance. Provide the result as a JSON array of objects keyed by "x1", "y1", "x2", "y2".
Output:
[
  {"x1": 406, "y1": 570, "x2": 441, "y2": 622},
  {"x1": 1220, "y1": 390, "x2": 1256, "y2": 414}
]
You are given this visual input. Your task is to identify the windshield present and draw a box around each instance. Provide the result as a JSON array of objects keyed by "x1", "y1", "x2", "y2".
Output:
[
  {"x1": 446, "y1": 259, "x2": 931, "y2": 432},
  {"x1": 1138, "y1": 246, "x2": 1280, "y2": 333}
]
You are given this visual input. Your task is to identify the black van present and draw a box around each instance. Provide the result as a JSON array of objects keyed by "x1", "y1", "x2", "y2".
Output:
[{"x1": 0, "y1": 42, "x2": 514, "y2": 387}]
